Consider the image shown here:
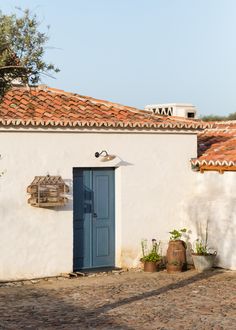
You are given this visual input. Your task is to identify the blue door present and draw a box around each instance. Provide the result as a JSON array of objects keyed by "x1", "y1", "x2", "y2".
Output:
[{"x1": 73, "y1": 168, "x2": 115, "y2": 269}]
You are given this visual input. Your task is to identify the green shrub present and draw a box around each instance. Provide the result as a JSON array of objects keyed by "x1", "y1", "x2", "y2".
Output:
[
  {"x1": 169, "y1": 228, "x2": 187, "y2": 240},
  {"x1": 140, "y1": 239, "x2": 161, "y2": 262}
]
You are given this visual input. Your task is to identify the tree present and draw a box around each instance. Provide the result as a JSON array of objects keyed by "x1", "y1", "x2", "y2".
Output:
[
  {"x1": 201, "y1": 112, "x2": 236, "y2": 121},
  {"x1": 227, "y1": 112, "x2": 236, "y2": 120},
  {"x1": 0, "y1": 9, "x2": 59, "y2": 96}
]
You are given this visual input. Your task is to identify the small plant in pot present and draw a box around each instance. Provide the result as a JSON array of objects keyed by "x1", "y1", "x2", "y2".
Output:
[
  {"x1": 192, "y1": 238, "x2": 217, "y2": 272},
  {"x1": 167, "y1": 260, "x2": 183, "y2": 273},
  {"x1": 140, "y1": 239, "x2": 161, "y2": 272},
  {"x1": 166, "y1": 228, "x2": 187, "y2": 272},
  {"x1": 191, "y1": 222, "x2": 217, "y2": 272}
]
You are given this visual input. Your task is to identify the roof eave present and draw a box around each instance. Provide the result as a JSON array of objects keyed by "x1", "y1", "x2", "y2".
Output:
[{"x1": 0, "y1": 118, "x2": 204, "y2": 132}]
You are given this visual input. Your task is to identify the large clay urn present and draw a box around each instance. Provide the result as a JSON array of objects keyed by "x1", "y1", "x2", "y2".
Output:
[{"x1": 166, "y1": 240, "x2": 187, "y2": 272}]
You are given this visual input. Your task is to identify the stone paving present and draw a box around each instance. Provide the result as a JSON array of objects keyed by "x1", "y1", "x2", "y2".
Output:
[{"x1": 0, "y1": 269, "x2": 235, "y2": 329}]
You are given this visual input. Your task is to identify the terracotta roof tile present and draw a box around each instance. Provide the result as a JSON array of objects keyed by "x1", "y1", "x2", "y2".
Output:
[
  {"x1": 191, "y1": 121, "x2": 236, "y2": 167},
  {"x1": 0, "y1": 85, "x2": 204, "y2": 130}
]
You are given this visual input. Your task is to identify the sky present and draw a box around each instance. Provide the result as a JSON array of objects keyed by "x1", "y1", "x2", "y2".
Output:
[{"x1": 1, "y1": 0, "x2": 236, "y2": 116}]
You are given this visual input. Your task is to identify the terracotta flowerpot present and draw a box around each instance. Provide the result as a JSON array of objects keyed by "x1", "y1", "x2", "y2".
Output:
[
  {"x1": 167, "y1": 263, "x2": 182, "y2": 273},
  {"x1": 166, "y1": 240, "x2": 187, "y2": 271},
  {"x1": 143, "y1": 261, "x2": 158, "y2": 272}
]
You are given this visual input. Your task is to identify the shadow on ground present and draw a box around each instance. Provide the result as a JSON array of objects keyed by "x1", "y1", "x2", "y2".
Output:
[{"x1": 0, "y1": 269, "x2": 226, "y2": 329}]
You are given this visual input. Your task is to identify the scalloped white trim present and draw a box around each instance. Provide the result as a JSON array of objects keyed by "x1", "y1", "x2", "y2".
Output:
[
  {"x1": 0, "y1": 118, "x2": 204, "y2": 130},
  {"x1": 191, "y1": 158, "x2": 236, "y2": 166}
]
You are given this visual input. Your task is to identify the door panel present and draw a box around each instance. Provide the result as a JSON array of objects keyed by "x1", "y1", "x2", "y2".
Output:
[
  {"x1": 96, "y1": 226, "x2": 109, "y2": 257},
  {"x1": 73, "y1": 168, "x2": 115, "y2": 270},
  {"x1": 95, "y1": 175, "x2": 109, "y2": 219},
  {"x1": 73, "y1": 170, "x2": 92, "y2": 269}
]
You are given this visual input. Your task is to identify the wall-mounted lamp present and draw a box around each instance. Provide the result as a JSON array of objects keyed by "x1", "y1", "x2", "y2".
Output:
[{"x1": 95, "y1": 150, "x2": 116, "y2": 162}]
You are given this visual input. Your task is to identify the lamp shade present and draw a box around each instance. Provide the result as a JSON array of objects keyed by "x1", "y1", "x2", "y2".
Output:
[{"x1": 95, "y1": 150, "x2": 116, "y2": 162}]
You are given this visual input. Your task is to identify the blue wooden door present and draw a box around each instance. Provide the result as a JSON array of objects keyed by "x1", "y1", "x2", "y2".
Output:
[{"x1": 73, "y1": 168, "x2": 115, "y2": 269}]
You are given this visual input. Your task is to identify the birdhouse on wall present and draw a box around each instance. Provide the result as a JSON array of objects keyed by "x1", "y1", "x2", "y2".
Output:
[{"x1": 27, "y1": 175, "x2": 69, "y2": 207}]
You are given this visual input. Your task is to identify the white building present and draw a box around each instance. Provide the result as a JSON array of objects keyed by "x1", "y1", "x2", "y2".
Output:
[
  {"x1": 145, "y1": 103, "x2": 197, "y2": 119},
  {"x1": 0, "y1": 86, "x2": 235, "y2": 280}
]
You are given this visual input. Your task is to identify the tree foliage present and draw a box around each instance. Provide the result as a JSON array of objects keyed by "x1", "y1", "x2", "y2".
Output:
[
  {"x1": 0, "y1": 9, "x2": 59, "y2": 96},
  {"x1": 201, "y1": 112, "x2": 236, "y2": 121}
]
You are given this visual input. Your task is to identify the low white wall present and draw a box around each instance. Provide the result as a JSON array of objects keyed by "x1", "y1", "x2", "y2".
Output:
[
  {"x1": 181, "y1": 171, "x2": 236, "y2": 270},
  {"x1": 0, "y1": 130, "x2": 197, "y2": 280}
]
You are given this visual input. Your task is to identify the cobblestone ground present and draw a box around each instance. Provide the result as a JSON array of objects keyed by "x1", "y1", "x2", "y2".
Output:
[{"x1": 0, "y1": 269, "x2": 235, "y2": 329}]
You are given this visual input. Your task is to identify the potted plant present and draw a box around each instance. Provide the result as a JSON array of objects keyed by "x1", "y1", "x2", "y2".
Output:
[
  {"x1": 167, "y1": 260, "x2": 183, "y2": 273},
  {"x1": 140, "y1": 239, "x2": 162, "y2": 272},
  {"x1": 191, "y1": 227, "x2": 217, "y2": 272},
  {"x1": 166, "y1": 228, "x2": 187, "y2": 272}
]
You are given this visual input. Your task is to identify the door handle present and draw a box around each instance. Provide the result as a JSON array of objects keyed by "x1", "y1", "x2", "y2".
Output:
[{"x1": 93, "y1": 213, "x2": 97, "y2": 218}]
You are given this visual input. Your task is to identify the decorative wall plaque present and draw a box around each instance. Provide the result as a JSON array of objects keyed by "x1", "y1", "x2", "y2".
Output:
[{"x1": 27, "y1": 175, "x2": 69, "y2": 207}]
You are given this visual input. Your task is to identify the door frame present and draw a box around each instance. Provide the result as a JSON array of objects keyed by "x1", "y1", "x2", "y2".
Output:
[{"x1": 73, "y1": 167, "x2": 116, "y2": 270}]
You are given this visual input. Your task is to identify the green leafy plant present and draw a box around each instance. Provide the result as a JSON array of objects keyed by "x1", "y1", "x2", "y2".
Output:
[
  {"x1": 168, "y1": 260, "x2": 182, "y2": 266},
  {"x1": 192, "y1": 222, "x2": 216, "y2": 256},
  {"x1": 169, "y1": 228, "x2": 187, "y2": 240},
  {"x1": 195, "y1": 239, "x2": 208, "y2": 255},
  {"x1": 141, "y1": 239, "x2": 161, "y2": 262}
]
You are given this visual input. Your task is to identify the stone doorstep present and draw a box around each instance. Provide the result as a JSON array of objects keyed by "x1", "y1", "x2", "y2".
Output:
[{"x1": 0, "y1": 268, "x2": 130, "y2": 287}]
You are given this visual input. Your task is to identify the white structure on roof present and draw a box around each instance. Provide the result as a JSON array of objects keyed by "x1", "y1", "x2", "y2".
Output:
[{"x1": 145, "y1": 103, "x2": 197, "y2": 119}]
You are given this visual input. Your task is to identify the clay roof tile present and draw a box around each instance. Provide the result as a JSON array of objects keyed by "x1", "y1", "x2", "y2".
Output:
[
  {"x1": 191, "y1": 122, "x2": 236, "y2": 167},
  {"x1": 0, "y1": 85, "x2": 204, "y2": 131}
]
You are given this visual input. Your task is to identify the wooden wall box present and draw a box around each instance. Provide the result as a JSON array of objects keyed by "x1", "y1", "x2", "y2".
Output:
[{"x1": 27, "y1": 175, "x2": 69, "y2": 207}]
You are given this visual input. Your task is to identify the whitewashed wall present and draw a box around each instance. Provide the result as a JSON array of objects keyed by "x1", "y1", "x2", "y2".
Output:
[
  {"x1": 180, "y1": 171, "x2": 236, "y2": 270},
  {"x1": 0, "y1": 129, "x2": 197, "y2": 280}
]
